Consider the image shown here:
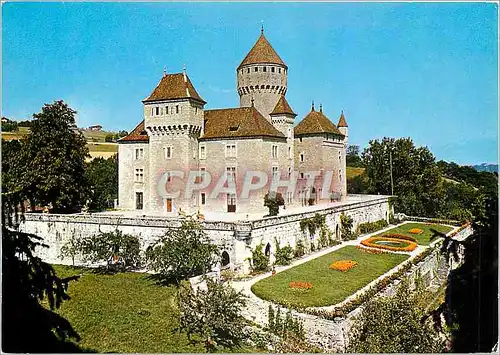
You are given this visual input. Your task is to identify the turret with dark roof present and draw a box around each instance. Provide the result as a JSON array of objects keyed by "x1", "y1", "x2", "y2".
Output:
[
  {"x1": 238, "y1": 29, "x2": 287, "y2": 69},
  {"x1": 337, "y1": 110, "x2": 348, "y2": 127},
  {"x1": 143, "y1": 71, "x2": 206, "y2": 104},
  {"x1": 270, "y1": 95, "x2": 296, "y2": 117},
  {"x1": 294, "y1": 103, "x2": 344, "y2": 137}
]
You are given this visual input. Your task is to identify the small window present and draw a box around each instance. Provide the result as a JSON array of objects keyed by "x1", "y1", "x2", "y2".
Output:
[
  {"x1": 247, "y1": 68, "x2": 250, "y2": 73},
  {"x1": 263, "y1": 66, "x2": 267, "y2": 72},
  {"x1": 279, "y1": 68, "x2": 281, "y2": 73},
  {"x1": 226, "y1": 166, "x2": 236, "y2": 183},
  {"x1": 166, "y1": 106, "x2": 169, "y2": 114},
  {"x1": 288, "y1": 146, "x2": 292, "y2": 159},
  {"x1": 151, "y1": 107, "x2": 154, "y2": 116},
  {"x1": 229, "y1": 125, "x2": 239, "y2": 132},
  {"x1": 201, "y1": 192, "x2": 206, "y2": 205},
  {"x1": 272, "y1": 145, "x2": 278, "y2": 159},
  {"x1": 287, "y1": 128, "x2": 292, "y2": 138},
  {"x1": 300, "y1": 172, "x2": 304, "y2": 179},
  {"x1": 288, "y1": 167, "x2": 292, "y2": 178},
  {"x1": 199, "y1": 145, "x2": 206, "y2": 159},
  {"x1": 155, "y1": 107, "x2": 159, "y2": 116},
  {"x1": 164, "y1": 146, "x2": 172, "y2": 159},
  {"x1": 226, "y1": 144, "x2": 237, "y2": 158},
  {"x1": 271, "y1": 67, "x2": 275, "y2": 73},
  {"x1": 300, "y1": 153, "x2": 304, "y2": 162},
  {"x1": 195, "y1": 107, "x2": 198, "y2": 114},
  {"x1": 135, "y1": 148, "x2": 144, "y2": 160},
  {"x1": 135, "y1": 169, "x2": 144, "y2": 183},
  {"x1": 299, "y1": 137, "x2": 302, "y2": 142},
  {"x1": 254, "y1": 67, "x2": 258, "y2": 72},
  {"x1": 176, "y1": 105, "x2": 179, "y2": 114},
  {"x1": 272, "y1": 166, "x2": 279, "y2": 180},
  {"x1": 135, "y1": 192, "x2": 143, "y2": 210}
]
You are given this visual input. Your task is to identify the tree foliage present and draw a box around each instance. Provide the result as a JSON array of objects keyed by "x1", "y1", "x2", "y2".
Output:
[
  {"x1": 145, "y1": 218, "x2": 219, "y2": 283},
  {"x1": 274, "y1": 239, "x2": 294, "y2": 266},
  {"x1": 250, "y1": 243, "x2": 270, "y2": 272},
  {"x1": 264, "y1": 192, "x2": 284, "y2": 216},
  {"x1": 84, "y1": 155, "x2": 118, "y2": 211},
  {"x1": 346, "y1": 144, "x2": 363, "y2": 167},
  {"x1": 340, "y1": 213, "x2": 356, "y2": 240},
  {"x1": 347, "y1": 279, "x2": 443, "y2": 353},
  {"x1": 179, "y1": 278, "x2": 247, "y2": 352}
]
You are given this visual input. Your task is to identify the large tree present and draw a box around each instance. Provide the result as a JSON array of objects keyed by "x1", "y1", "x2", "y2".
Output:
[
  {"x1": 84, "y1": 155, "x2": 118, "y2": 211},
  {"x1": 21, "y1": 100, "x2": 89, "y2": 212},
  {"x1": 346, "y1": 144, "x2": 363, "y2": 167}
]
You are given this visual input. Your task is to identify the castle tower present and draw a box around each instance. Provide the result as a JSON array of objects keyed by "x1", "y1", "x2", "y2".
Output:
[
  {"x1": 270, "y1": 94, "x2": 296, "y2": 179},
  {"x1": 337, "y1": 110, "x2": 348, "y2": 142},
  {"x1": 143, "y1": 69, "x2": 206, "y2": 214},
  {"x1": 337, "y1": 111, "x2": 348, "y2": 198},
  {"x1": 237, "y1": 27, "x2": 288, "y2": 121}
]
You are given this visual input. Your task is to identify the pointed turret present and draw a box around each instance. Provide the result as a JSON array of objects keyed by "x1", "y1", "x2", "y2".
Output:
[
  {"x1": 270, "y1": 95, "x2": 296, "y2": 117},
  {"x1": 238, "y1": 30, "x2": 287, "y2": 69},
  {"x1": 337, "y1": 110, "x2": 348, "y2": 141}
]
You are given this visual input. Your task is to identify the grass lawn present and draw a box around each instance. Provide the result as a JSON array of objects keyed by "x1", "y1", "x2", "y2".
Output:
[
  {"x1": 87, "y1": 142, "x2": 118, "y2": 152},
  {"x1": 50, "y1": 265, "x2": 255, "y2": 353},
  {"x1": 346, "y1": 167, "x2": 365, "y2": 180},
  {"x1": 251, "y1": 245, "x2": 408, "y2": 308},
  {"x1": 376, "y1": 222, "x2": 454, "y2": 246}
]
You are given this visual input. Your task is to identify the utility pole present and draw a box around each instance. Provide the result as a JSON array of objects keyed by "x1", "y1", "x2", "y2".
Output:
[{"x1": 389, "y1": 149, "x2": 394, "y2": 196}]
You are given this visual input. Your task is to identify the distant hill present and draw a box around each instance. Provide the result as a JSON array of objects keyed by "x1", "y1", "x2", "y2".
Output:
[{"x1": 472, "y1": 163, "x2": 498, "y2": 173}]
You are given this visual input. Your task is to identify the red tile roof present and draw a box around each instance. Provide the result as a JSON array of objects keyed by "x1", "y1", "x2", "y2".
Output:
[
  {"x1": 238, "y1": 32, "x2": 287, "y2": 69},
  {"x1": 202, "y1": 107, "x2": 285, "y2": 139},
  {"x1": 270, "y1": 95, "x2": 296, "y2": 116},
  {"x1": 143, "y1": 73, "x2": 206, "y2": 104},
  {"x1": 119, "y1": 120, "x2": 149, "y2": 143},
  {"x1": 294, "y1": 108, "x2": 344, "y2": 136},
  {"x1": 337, "y1": 111, "x2": 348, "y2": 127}
]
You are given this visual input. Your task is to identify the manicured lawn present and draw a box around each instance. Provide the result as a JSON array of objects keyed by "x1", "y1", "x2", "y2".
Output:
[
  {"x1": 376, "y1": 222, "x2": 454, "y2": 246},
  {"x1": 251, "y1": 245, "x2": 408, "y2": 308},
  {"x1": 50, "y1": 265, "x2": 254, "y2": 353}
]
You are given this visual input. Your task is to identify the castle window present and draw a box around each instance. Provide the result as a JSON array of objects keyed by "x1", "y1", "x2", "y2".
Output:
[
  {"x1": 155, "y1": 107, "x2": 160, "y2": 116},
  {"x1": 164, "y1": 146, "x2": 172, "y2": 159},
  {"x1": 287, "y1": 191, "x2": 293, "y2": 204},
  {"x1": 135, "y1": 192, "x2": 143, "y2": 210},
  {"x1": 165, "y1": 106, "x2": 169, "y2": 114},
  {"x1": 339, "y1": 169, "x2": 342, "y2": 182},
  {"x1": 300, "y1": 172, "x2": 304, "y2": 179},
  {"x1": 279, "y1": 68, "x2": 281, "y2": 73},
  {"x1": 261, "y1": 85, "x2": 265, "y2": 89},
  {"x1": 272, "y1": 166, "x2": 279, "y2": 181},
  {"x1": 151, "y1": 107, "x2": 154, "y2": 116},
  {"x1": 201, "y1": 192, "x2": 206, "y2": 205},
  {"x1": 300, "y1": 152, "x2": 304, "y2": 162},
  {"x1": 266, "y1": 85, "x2": 270, "y2": 89},
  {"x1": 299, "y1": 137, "x2": 302, "y2": 142},
  {"x1": 288, "y1": 167, "x2": 292, "y2": 178},
  {"x1": 272, "y1": 145, "x2": 278, "y2": 159},
  {"x1": 135, "y1": 148, "x2": 144, "y2": 160},
  {"x1": 247, "y1": 68, "x2": 250, "y2": 73},
  {"x1": 288, "y1": 146, "x2": 292, "y2": 159},
  {"x1": 176, "y1": 105, "x2": 179, "y2": 114},
  {"x1": 225, "y1": 144, "x2": 237, "y2": 158},
  {"x1": 263, "y1": 66, "x2": 266, "y2": 72},
  {"x1": 255, "y1": 67, "x2": 258, "y2": 72},
  {"x1": 226, "y1": 166, "x2": 236, "y2": 183},
  {"x1": 195, "y1": 107, "x2": 198, "y2": 114},
  {"x1": 229, "y1": 125, "x2": 239, "y2": 132},
  {"x1": 199, "y1": 145, "x2": 206, "y2": 159},
  {"x1": 271, "y1": 67, "x2": 275, "y2": 73},
  {"x1": 288, "y1": 127, "x2": 292, "y2": 138},
  {"x1": 135, "y1": 169, "x2": 144, "y2": 183}
]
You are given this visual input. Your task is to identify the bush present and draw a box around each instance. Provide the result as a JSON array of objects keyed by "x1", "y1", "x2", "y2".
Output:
[
  {"x1": 250, "y1": 243, "x2": 269, "y2": 272},
  {"x1": 264, "y1": 192, "x2": 284, "y2": 216},
  {"x1": 180, "y1": 278, "x2": 247, "y2": 352},
  {"x1": 146, "y1": 218, "x2": 219, "y2": 283},
  {"x1": 78, "y1": 230, "x2": 142, "y2": 271},
  {"x1": 356, "y1": 219, "x2": 389, "y2": 234},
  {"x1": 267, "y1": 305, "x2": 305, "y2": 341},
  {"x1": 274, "y1": 241, "x2": 294, "y2": 266},
  {"x1": 340, "y1": 213, "x2": 357, "y2": 240},
  {"x1": 294, "y1": 239, "x2": 305, "y2": 258}
]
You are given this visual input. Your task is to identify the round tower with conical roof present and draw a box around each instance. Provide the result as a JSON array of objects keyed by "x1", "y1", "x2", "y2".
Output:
[{"x1": 237, "y1": 28, "x2": 288, "y2": 121}]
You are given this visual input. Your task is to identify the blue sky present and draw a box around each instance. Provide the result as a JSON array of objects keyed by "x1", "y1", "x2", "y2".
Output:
[{"x1": 2, "y1": 2, "x2": 498, "y2": 165}]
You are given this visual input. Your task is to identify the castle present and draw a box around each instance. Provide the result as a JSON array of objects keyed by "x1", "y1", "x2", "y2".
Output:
[{"x1": 118, "y1": 29, "x2": 349, "y2": 216}]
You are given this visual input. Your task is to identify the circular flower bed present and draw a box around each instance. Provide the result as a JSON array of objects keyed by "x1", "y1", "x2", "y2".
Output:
[
  {"x1": 361, "y1": 236, "x2": 417, "y2": 252},
  {"x1": 382, "y1": 233, "x2": 418, "y2": 243},
  {"x1": 408, "y1": 228, "x2": 423, "y2": 234},
  {"x1": 289, "y1": 281, "x2": 312, "y2": 290},
  {"x1": 329, "y1": 260, "x2": 357, "y2": 272}
]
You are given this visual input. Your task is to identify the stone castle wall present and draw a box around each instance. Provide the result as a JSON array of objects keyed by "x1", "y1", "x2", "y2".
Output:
[{"x1": 19, "y1": 195, "x2": 391, "y2": 274}]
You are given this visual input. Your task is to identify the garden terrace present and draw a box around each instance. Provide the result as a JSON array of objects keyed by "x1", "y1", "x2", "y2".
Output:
[
  {"x1": 373, "y1": 222, "x2": 453, "y2": 246},
  {"x1": 251, "y1": 245, "x2": 408, "y2": 308}
]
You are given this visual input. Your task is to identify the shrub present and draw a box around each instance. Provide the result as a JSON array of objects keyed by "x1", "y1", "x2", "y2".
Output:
[
  {"x1": 264, "y1": 192, "x2": 284, "y2": 216},
  {"x1": 146, "y1": 218, "x2": 219, "y2": 283},
  {"x1": 356, "y1": 219, "x2": 389, "y2": 235},
  {"x1": 78, "y1": 229, "x2": 142, "y2": 271},
  {"x1": 340, "y1": 213, "x2": 357, "y2": 240},
  {"x1": 299, "y1": 213, "x2": 325, "y2": 236},
  {"x1": 294, "y1": 239, "x2": 305, "y2": 258},
  {"x1": 319, "y1": 225, "x2": 329, "y2": 248},
  {"x1": 267, "y1": 305, "x2": 305, "y2": 341},
  {"x1": 250, "y1": 243, "x2": 269, "y2": 272},
  {"x1": 274, "y1": 241, "x2": 294, "y2": 266},
  {"x1": 180, "y1": 278, "x2": 247, "y2": 352}
]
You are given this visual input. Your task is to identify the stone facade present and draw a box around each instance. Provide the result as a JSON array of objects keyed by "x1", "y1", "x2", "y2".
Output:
[
  {"x1": 117, "y1": 30, "x2": 349, "y2": 216},
  {"x1": 20, "y1": 195, "x2": 391, "y2": 275}
]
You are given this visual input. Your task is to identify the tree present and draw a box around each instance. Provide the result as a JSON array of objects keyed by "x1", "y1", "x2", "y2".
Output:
[
  {"x1": 2, "y1": 119, "x2": 18, "y2": 132},
  {"x1": 20, "y1": 100, "x2": 89, "y2": 212},
  {"x1": 104, "y1": 134, "x2": 114, "y2": 142},
  {"x1": 145, "y1": 218, "x2": 219, "y2": 284},
  {"x1": 84, "y1": 155, "x2": 118, "y2": 211},
  {"x1": 347, "y1": 279, "x2": 443, "y2": 353},
  {"x1": 2, "y1": 184, "x2": 82, "y2": 351},
  {"x1": 264, "y1": 192, "x2": 284, "y2": 216},
  {"x1": 179, "y1": 278, "x2": 247, "y2": 352},
  {"x1": 346, "y1": 144, "x2": 363, "y2": 167}
]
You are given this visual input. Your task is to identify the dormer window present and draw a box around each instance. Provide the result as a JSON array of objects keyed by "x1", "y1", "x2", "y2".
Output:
[{"x1": 229, "y1": 125, "x2": 239, "y2": 132}]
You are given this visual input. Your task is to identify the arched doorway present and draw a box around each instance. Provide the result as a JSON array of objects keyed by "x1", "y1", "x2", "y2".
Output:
[
  {"x1": 221, "y1": 251, "x2": 230, "y2": 267},
  {"x1": 265, "y1": 243, "x2": 271, "y2": 257},
  {"x1": 336, "y1": 224, "x2": 340, "y2": 240}
]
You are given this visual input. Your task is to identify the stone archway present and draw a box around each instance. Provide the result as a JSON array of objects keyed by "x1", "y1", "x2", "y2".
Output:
[
  {"x1": 265, "y1": 242, "x2": 271, "y2": 257},
  {"x1": 221, "y1": 251, "x2": 230, "y2": 267}
]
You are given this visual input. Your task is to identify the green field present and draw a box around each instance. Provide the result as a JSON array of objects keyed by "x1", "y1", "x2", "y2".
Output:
[
  {"x1": 251, "y1": 245, "x2": 408, "y2": 308},
  {"x1": 375, "y1": 222, "x2": 454, "y2": 246},
  {"x1": 346, "y1": 166, "x2": 365, "y2": 180},
  {"x1": 87, "y1": 142, "x2": 118, "y2": 153},
  {"x1": 50, "y1": 265, "x2": 256, "y2": 353}
]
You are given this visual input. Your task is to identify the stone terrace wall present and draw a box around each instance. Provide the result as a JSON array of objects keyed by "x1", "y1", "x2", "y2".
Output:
[{"x1": 19, "y1": 195, "x2": 391, "y2": 273}]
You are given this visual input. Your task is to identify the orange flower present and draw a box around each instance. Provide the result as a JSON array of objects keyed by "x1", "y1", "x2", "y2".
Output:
[
  {"x1": 289, "y1": 281, "x2": 313, "y2": 290},
  {"x1": 329, "y1": 260, "x2": 357, "y2": 272},
  {"x1": 408, "y1": 228, "x2": 423, "y2": 234},
  {"x1": 361, "y1": 237, "x2": 417, "y2": 252}
]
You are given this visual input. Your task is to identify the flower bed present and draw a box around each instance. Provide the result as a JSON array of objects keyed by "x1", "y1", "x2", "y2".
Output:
[
  {"x1": 329, "y1": 260, "x2": 357, "y2": 272},
  {"x1": 381, "y1": 233, "x2": 418, "y2": 243},
  {"x1": 289, "y1": 281, "x2": 312, "y2": 290},
  {"x1": 361, "y1": 236, "x2": 417, "y2": 252},
  {"x1": 408, "y1": 228, "x2": 423, "y2": 234},
  {"x1": 355, "y1": 245, "x2": 388, "y2": 254}
]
